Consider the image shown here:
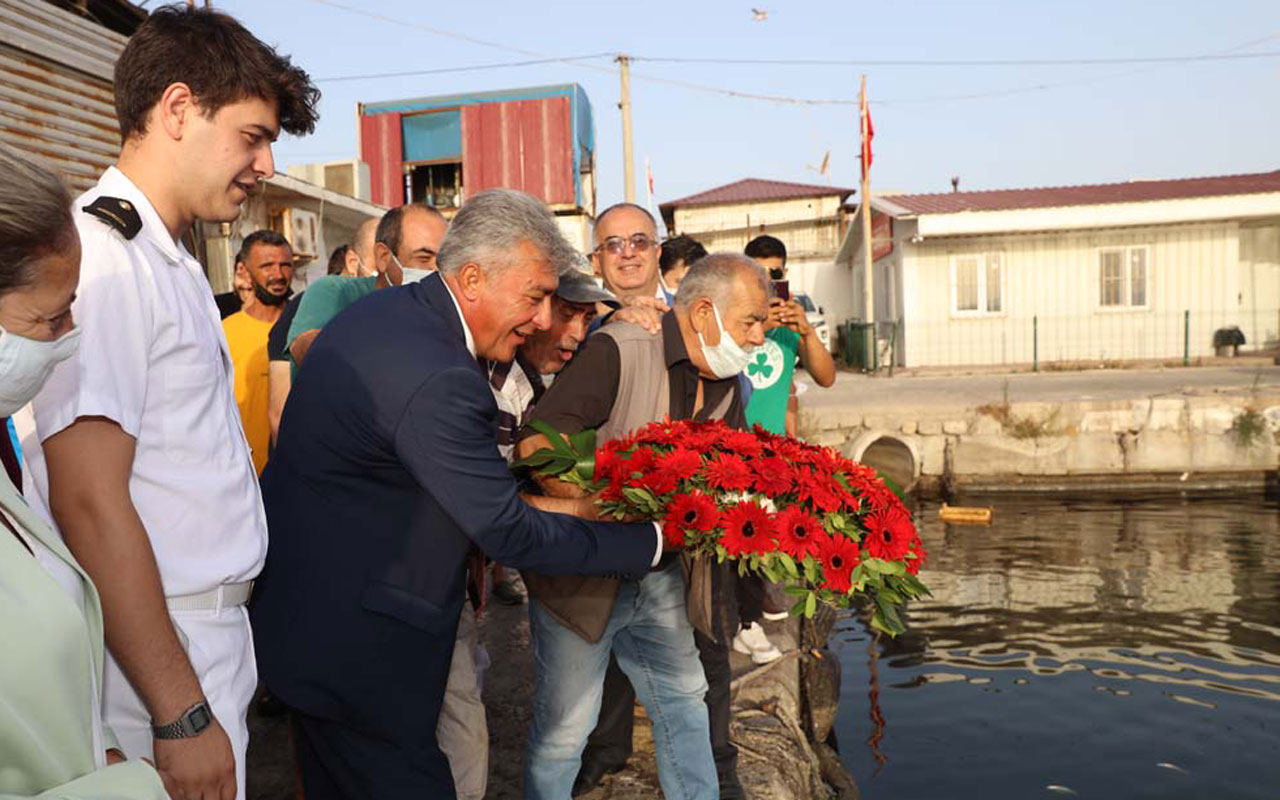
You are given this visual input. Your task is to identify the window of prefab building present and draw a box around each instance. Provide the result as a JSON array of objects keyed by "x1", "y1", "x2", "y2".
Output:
[
  {"x1": 1098, "y1": 247, "x2": 1149, "y2": 308},
  {"x1": 951, "y1": 254, "x2": 1002, "y2": 316}
]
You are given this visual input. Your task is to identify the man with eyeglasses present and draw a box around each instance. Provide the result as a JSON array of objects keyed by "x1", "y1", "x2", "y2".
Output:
[{"x1": 591, "y1": 203, "x2": 671, "y2": 306}]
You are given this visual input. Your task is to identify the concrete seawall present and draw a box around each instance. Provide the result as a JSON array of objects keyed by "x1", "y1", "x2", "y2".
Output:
[{"x1": 799, "y1": 381, "x2": 1280, "y2": 493}]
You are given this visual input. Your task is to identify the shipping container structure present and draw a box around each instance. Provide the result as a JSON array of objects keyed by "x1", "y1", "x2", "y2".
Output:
[{"x1": 358, "y1": 83, "x2": 597, "y2": 250}]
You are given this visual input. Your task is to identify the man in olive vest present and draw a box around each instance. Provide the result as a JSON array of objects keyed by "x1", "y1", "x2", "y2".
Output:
[{"x1": 517, "y1": 253, "x2": 769, "y2": 800}]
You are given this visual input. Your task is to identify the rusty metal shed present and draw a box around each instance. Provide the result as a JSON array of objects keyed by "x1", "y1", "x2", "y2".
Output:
[{"x1": 0, "y1": 0, "x2": 142, "y2": 192}]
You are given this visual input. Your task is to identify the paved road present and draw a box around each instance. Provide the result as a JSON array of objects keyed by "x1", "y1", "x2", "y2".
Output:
[{"x1": 797, "y1": 364, "x2": 1280, "y2": 411}]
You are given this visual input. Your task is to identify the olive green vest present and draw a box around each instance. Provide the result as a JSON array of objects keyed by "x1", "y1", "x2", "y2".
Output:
[{"x1": 523, "y1": 321, "x2": 733, "y2": 643}]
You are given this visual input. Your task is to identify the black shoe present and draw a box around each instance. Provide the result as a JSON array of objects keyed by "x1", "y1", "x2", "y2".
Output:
[
  {"x1": 571, "y1": 761, "x2": 626, "y2": 797},
  {"x1": 492, "y1": 579, "x2": 526, "y2": 606}
]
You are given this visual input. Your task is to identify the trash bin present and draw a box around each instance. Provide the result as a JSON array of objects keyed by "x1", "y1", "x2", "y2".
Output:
[{"x1": 841, "y1": 321, "x2": 876, "y2": 371}]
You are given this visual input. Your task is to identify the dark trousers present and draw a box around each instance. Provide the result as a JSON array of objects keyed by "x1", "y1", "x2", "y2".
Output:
[
  {"x1": 291, "y1": 711, "x2": 454, "y2": 800},
  {"x1": 582, "y1": 633, "x2": 743, "y2": 798}
]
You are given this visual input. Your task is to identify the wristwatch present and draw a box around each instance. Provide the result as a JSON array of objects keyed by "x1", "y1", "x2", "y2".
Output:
[{"x1": 152, "y1": 700, "x2": 213, "y2": 740}]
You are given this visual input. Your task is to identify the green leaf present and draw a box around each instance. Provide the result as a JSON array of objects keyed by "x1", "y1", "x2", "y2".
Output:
[
  {"x1": 783, "y1": 585, "x2": 810, "y2": 597},
  {"x1": 776, "y1": 552, "x2": 798, "y2": 579},
  {"x1": 804, "y1": 592, "x2": 817, "y2": 618},
  {"x1": 568, "y1": 429, "x2": 598, "y2": 457},
  {"x1": 789, "y1": 597, "x2": 807, "y2": 617}
]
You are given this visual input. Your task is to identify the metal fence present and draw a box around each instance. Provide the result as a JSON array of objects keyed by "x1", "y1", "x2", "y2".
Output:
[{"x1": 840, "y1": 309, "x2": 1278, "y2": 370}]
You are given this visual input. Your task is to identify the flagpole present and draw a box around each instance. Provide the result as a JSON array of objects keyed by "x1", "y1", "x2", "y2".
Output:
[{"x1": 860, "y1": 75, "x2": 874, "y2": 328}]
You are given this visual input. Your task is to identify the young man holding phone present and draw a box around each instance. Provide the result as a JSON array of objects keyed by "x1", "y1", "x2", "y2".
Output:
[{"x1": 742, "y1": 235, "x2": 836, "y2": 437}]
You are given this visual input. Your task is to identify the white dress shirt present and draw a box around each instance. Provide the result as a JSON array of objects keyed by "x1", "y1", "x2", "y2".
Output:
[{"x1": 23, "y1": 167, "x2": 268, "y2": 598}]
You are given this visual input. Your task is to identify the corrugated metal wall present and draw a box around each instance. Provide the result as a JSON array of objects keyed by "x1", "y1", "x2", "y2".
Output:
[
  {"x1": 0, "y1": 0, "x2": 124, "y2": 192},
  {"x1": 461, "y1": 96, "x2": 574, "y2": 206},
  {"x1": 359, "y1": 111, "x2": 404, "y2": 207}
]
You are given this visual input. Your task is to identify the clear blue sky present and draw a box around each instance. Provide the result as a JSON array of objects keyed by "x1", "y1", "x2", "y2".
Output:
[{"x1": 210, "y1": 0, "x2": 1279, "y2": 205}]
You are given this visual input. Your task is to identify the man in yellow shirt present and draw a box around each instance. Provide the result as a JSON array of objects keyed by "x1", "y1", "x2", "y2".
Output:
[{"x1": 223, "y1": 230, "x2": 295, "y2": 474}]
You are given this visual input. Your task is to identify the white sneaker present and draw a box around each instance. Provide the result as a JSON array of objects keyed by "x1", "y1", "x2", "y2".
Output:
[{"x1": 732, "y1": 622, "x2": 783, "y2": 665}]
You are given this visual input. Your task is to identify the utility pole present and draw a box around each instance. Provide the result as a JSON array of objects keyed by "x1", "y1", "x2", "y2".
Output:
[
  {"x1": 617, "y1": 54, "x2": 636, "y2": 203},
  {"x1": 860, "y1": 74, "x2": 874, "y2": 326}
]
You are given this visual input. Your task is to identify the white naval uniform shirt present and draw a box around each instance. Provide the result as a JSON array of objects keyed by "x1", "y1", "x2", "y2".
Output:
[{"x1": 23, "y1": 167, "x2": 268, "y2": 599}]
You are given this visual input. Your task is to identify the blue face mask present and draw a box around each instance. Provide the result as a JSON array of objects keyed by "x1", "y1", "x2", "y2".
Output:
[
  {"x1": 697, "y1": 302, "x2": 756, "y2": 379},
  {"x1": 0, "y1": 324, "x2": 81, "y2": 416},
  {"x1": 391, "y1": 253, "x2": 432, "y2": 285}
]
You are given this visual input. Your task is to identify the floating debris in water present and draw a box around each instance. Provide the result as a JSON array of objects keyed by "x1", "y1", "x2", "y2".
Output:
[
  {"x1": 1157, "y1": 762, "x2": 1190, "y2": 775},
  {"x1": 1046, "y1": 785, "x2": 1078, "y2": 795},
  {"x1": 1165, "y1": 692, "x2": 1217, "y2": 709}
]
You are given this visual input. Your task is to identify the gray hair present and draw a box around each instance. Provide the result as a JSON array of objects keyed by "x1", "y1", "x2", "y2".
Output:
[
  {"x1": 436, "y1": 189, "x2": 577, "y2": 276},
  {"x1": 0, "y1": 145, "x2": 73, "y2": 295},
  {"x1": 674, "y1": 252, "x2": 772, "y2": 312}
]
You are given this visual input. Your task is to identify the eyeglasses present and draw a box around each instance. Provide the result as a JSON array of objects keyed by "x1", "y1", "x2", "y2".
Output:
[{"x1": 596, "y1": 234, "x2": 654, "y2": 256}]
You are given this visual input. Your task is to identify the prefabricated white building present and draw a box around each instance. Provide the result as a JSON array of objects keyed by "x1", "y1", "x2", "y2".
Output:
[{"x1": 838, "y1": 171, "x2": 1280, "y2": 368}]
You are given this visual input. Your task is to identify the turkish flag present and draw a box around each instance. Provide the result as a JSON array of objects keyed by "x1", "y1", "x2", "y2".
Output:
[{"x1": 861, "y1": 93, "x2": 874, "y2": 180}]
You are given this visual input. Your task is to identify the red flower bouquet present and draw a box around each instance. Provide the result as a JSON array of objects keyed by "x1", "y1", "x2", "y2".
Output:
[{"x1": 516, "y1": 418, "x2": 929, "y2": 635}]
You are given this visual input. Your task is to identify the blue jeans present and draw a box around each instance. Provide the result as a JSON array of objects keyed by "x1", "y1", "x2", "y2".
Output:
[{"x1": 525, "y1": 562, "x2": 718, "y2": 799}]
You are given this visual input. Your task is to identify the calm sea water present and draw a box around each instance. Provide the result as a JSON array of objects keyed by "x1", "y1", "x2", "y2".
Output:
[{"x1": 832, "y1": 495, "x2": 1280, "y2": 800}]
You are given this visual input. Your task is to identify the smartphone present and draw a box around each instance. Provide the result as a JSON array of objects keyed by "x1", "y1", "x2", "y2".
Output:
[{"x1": 772, "y1": 279, "x2": 790, "y2": 301}]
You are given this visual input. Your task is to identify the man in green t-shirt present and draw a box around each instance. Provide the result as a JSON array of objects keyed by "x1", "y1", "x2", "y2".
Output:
[
  {"x1": 743, "y1": 235, "x2": 836, "y2": 435},
  {"x1": 286, "y1": 203, "x2": 448, "y2": 365}
]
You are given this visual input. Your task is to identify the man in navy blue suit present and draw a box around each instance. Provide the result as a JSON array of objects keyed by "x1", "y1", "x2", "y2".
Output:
[{"x1": 250, "y1": 189, "x2": 664, "y2": 798}]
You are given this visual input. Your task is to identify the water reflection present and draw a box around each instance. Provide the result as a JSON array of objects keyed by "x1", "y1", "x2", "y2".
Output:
[{"x1": 834, "y1": 495, "x2": 1280, "y2": 800}]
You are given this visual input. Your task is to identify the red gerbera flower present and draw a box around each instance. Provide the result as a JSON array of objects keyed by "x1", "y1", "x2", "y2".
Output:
[
  {"x1": 793, "y1": 467, "x2": 842, "y2": 513},
  {"x1": 751, "y1": 455, "x2": 796, "y2": 496},
  {"x1": 593, "y1": 445, "x2": 622, "y2": 484},
  {"x1": 704, "y1": 452, "x2": 753, "y2": 492},
  {"x1": 862, "y1": 505, "x2": 916, "y2": 562},
  {"x1": 663, "y1": 491, "x2": 720, "y2": 547},
  {"x1": 656, "y1": 447, "x2": 703, "y2": 482},
  {"x1": 719, "y1": 429, "x2": 765, "y2": 458},
  {"x1": 637, "y1": 418, "x2": 691, "y2": 446},
  {"x1": 719, "y1": 501, "x2": 772, "y2": 557},
  {"x1": 906, "y1": 537, "x2": 928, "y2": 575},
  {"x1": 641, "y1": 468, "x2": 679, "y2": 495},
  {"x1": 617, "y1": 447, "x2": 655, "y2": 479},
  {"x1": 818, "y1": 533, "x2": 861, "y2": 593},
  {"x1": 772, "y1": 506, "x2": 824, "y2": 560}
]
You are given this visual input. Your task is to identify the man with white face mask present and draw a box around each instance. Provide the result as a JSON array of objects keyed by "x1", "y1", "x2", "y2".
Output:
[
  {"x1": 286, "y1": 203, "x2": 447, "y2": 365},
  {"x1": 517, "y1": 252, "x2": 769, "y2": 800}
]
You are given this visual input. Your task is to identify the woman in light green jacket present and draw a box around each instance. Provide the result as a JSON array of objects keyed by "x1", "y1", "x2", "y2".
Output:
[{"x1": 0, "y1": 144, "x2": 167, "y2": 800}]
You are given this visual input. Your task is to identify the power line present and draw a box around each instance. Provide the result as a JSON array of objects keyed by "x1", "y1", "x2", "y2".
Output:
[
  {"x1": 298, "y1": 0, "x2": 1279, "y2": 108},
  {"x1": 631, "y1": 51, "x2": 1280, "y2": 67},
  {"x1": 315, "y1": 54, "x2": 614, "y2": 83}
]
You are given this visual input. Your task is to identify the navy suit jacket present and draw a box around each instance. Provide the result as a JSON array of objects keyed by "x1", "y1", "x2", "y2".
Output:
[{"x1": 251, "y1": 274, "x2": 655, "y2": 766}]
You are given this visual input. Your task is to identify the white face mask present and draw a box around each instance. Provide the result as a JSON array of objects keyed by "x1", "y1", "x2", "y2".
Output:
[
  {"x1": 391, "y1": 253, "x2": 432, "y2": 285},
  {"x1": 0, "y1": 324, "x2": 82, "y2": 416},
  {"x1": 697, "y1": 302, "x2": 756, "y2": 379}
]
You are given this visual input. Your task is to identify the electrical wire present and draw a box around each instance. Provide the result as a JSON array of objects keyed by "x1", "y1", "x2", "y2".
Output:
[
  {"x1": 298, "y1": 0, "x2": 1279, "y2": 108},
  {"x1": 314, "y1": 54, "x2": 614, "y2": 83},
  {"x1": 630, "y1": 51, "x2": 1280, "y2": 67}
]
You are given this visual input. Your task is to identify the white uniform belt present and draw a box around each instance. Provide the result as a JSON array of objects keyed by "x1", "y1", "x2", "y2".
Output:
[{"x1": 166, "y1": 581, "x2": 253, "y2": 613}]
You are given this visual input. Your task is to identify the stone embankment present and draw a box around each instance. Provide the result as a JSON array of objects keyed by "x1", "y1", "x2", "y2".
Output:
[{"x1": 799, "y1": 379, "x2": 1280, "y2": 493}]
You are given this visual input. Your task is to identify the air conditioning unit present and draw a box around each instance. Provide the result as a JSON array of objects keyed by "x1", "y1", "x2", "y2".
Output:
[
  {"x1": 276, "y1": 207, "x2": 320, "y2": 261},
  {"x1": 287, "y1": 159, "x2": 372, "y2": 202}
]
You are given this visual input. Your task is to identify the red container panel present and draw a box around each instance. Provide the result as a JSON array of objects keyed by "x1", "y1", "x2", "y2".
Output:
[
  {"x1": 360, "y1": 111, "x2": 404, "y2": 208},
  {"x1": 461, "y1": 96, "x2": 574, "y2": 206}
]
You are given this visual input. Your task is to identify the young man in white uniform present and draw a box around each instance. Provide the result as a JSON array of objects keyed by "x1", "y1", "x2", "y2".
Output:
[{"x1": 21, "y1": 7, "x2": 319, "y2": 800}]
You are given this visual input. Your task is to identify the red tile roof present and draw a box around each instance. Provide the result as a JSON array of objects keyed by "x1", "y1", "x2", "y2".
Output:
[
  {"x1": 660, "y1": 178, "x2": 855, "y2": 212},
  {"x1": 878, "y1": 170, "x2": 1280, "y2": 215}
]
